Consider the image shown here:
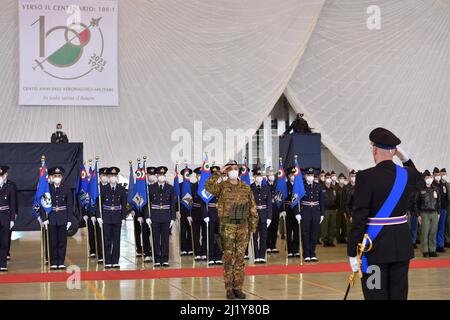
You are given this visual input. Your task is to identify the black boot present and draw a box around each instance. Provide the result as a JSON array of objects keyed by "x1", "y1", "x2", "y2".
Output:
[
  {"x1": 233, "y1": 290, "x2": 246, "y2": 299},
  {"x1": 226, "y1": 290, "x2": 235, "y2": 299}
]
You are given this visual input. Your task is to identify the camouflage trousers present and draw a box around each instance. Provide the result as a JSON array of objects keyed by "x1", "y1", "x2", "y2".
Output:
[{"x1": 221, "y1": 224, "x2": 250, "y2": 290}]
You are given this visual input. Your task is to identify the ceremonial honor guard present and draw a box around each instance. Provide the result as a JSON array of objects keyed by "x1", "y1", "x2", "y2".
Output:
[
  {"x1": 266, "y1": 167, "x2": 280, "y2": 253},
  {"x1": 250, "y1": 168, "x2": 272, "y2": 263},
  {"x1": 96, "y1": 167, "x2": 127, "y2": 268},
  {"x1": 433, "y1": 167, "x2": 447, "y2": 252},
  {"x1": 285, "y1": 167, "x2": 300, "y2": 257},
  {"x1": 179, "y1": 167, "x2": 193, "y2": 256},
  {"x1": 145, "y1": 166, "x2": 176, "y2": 267},
  {"x1": 321, "y1": 172, "x2": 337, "y2": 247},
  {"x1": 42, "y1": 167, "x2": 73, "y2": 269},
  {"x1": 336, "y1": 173, "x2": 348, "y2": 243},
  {"x1": 300, "y1": 168, "x2": 324, "y2": 262},
  {"x1": 348, "y1": 128, "x2": 420, "y2": 300},
  {"x1": 345, "y1": 170, "x2": 357, "y2": 224},
  {"x1": 201, "y1": 166, "x2": 223, "y2": 265},
  {"x1": 191, "y1": 167, "x2": 207, "y2": 260},
  {"x1": 0, "y1": 166, "x2": 16, "y2": 271}
]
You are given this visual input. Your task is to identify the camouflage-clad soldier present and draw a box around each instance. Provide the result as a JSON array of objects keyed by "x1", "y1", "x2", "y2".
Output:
[{"x1": 205, "y1": 160, "x2": 258, "y2": 300}]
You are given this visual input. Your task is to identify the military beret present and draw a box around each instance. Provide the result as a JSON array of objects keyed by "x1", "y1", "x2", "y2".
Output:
[
  {"x1": 211, "y1": 166, "x2": 220, "y2": 173},
  {"x1": 369, "y1": 127, "x2": 401, "y2": 150},
  {"x1": 441, "y1": 168, "x2": 447, "y2": 173},
  {"x1": 193, "y1": 167, "x2": 202, "y2": 175},
  {"x1": 180, "y1": 168, "x2": 192, "y2": 176},
  {"x1": 330, "y1": 171, "x2": 336, "y2": 175},
  {"x1": 107, "y1": 167, "x2": 120, "y2": 175},
  {"x1": 252, "y1": 167, "x2": 263, "y2": 176},
  {"x1": 146, "y1": 166, "x2": 156, "y2": 175},
  {"x1": 266, "y1": 166, "x2": 275, "y2": 175},
  {"x1": 224, "y1": 160, "x2": 238, "y2": 168},
  {"x1": 325, "y1": 172, "x2": 331, "y2": 177},
  {"x1": 48, "y1": 167, "x2": 65, "y2": 175},
  {"x1": 99, "y1": 167, "x2": 108, "y2": 175},
  {"x1": 433, "y1": 167, "x2": 440, "y2": 174},
  {"x1": 0, "y1": 165, "x2": 9, "y2": 175},
  {"x1": 156, "y1": 166, "x2": 168, "y2": 174},
  {"x1": 306, "y1": 168, "x2": 314, "y2": 175},
  {"x1": 423, "y1": 170, "x2": 432, "y2": 177},
  {"x1": 349, "y1": 169, "x2": 356, "y2": 175},
  {"x1": 338, "y1": 173, "x2": 345, "y2": 178},
  {"x1": 320, "y1": 170, "x2": 325, "y2": 174}
]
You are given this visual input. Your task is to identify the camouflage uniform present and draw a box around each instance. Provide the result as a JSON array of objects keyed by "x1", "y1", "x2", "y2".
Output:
[{"x1": 205, "y1": 172, "x2": 258, "y2": 290}]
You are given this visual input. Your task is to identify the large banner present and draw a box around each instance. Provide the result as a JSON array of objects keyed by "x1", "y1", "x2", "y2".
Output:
[{"x1": 19, "y1": 0, "x2": 118, "y2": 106}]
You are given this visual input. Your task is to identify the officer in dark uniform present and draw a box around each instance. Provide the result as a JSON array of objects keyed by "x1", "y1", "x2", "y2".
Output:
[
  {"x1": 201, "y1": 166, "x2": 223, "y2": 265},
  {"x1": 191, "y1": 167, "x2": 207, "y2": 260},
  {"x1": 250, "y1": 168, "x2": 272, "y2": 263},
  {"x1": 179, "y1": 167, "x2": 193, "y2": 256},
  {"x1": 96, "y1": 167, "x2": 127, "y2": 269},
  {"x1": 300, "y1": 168, "x2": 324, "y2": 262},
  {"x1": 433, "y1": 167, "x2": 447, "y2": 252},
  {"x1": 266, "y1": 167, "x2": 280, "y2": 253},
  {"x1": 41, "y1": 167, "x2": 73, "y2": 269},
  {"x1": 50, "y1": 123, "x2": 69, "y2": 143},
  {"x1": 282, "y1": 113, "x2": 312, "y2": 135},
  {"x1": 336, "y1": 173, "x2": 347, "y2": 243},
  {"x1": 285, "y1": 167, "x2": 300, "y2": 257},
  {"x1": 0, "y1": 166, "x2": 16, "y2": 271},
  {"x1": 345, "y1": 170, "x2": 357, "y2": 221},
  {"x1": 348, "y1": 127, "x2": 421, "y2": 300},
  {"x1": 145, "y1": 166, "x2": 176, "y2": 267}
]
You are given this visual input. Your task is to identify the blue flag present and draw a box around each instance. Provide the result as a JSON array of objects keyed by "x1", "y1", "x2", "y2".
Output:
[
  {"x1": 130, "y1": 163, "x2": 148, "y2": 211},
  {"x1": 291, "y1": 158, "x2": 306, "y2": 208},
  {"x1": 32, "y1": 160, "x2": 52, "y2": 216},
  {"x1": 77, "y1": 164, "x2": 90, "y2": 209},
  {"x1": 240, "y1": 158, "x2": 250, "y2": 186},
  {"x1": 181, "y1": 164, "x2": 193, "y2": 210},
  {"x1": 198, "y1": 154, "x2": 214, "y2": 203},
  {"x1": 274, "y1": 158, "x2": 288, "y2": 209},
  {"x1": 89, "y1": 162, "x2": 99, "y2": 208},
  {"x1": 173, "y1": 163, "x2": 180, "y2": 199},
  {"x1": 127, "y1": 163, "x2": 135, "y2": 205}
]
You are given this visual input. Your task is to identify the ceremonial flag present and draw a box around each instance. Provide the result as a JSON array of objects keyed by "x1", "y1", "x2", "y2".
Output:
[
  {"x1": 76, "y1": 164, "x2": 90, "y2": 209},
  {"x1": 32, "y1": 159, "x2": 52, "y2": 216},
  {"x1": 274, "y1": 159, "x2": 288, "y2": 209},
  {"x1": 181, "y1": 164, "x2": 193, "y2": 210},
  {"x1": 198, "y1": 154, "x2": 214, "y2": 203},
  {"x1": 240, "y1": 158, "x2": 250, "y2": 186},
  {"x1": 291, "y1": 157, "x2": 306, "y2": 208},
  {"x1": 127, "y1": 162, "x2": 135, "y2": 205},
  {"x1": 173, "y1": 163, "x2": 180, "y2": 199},
  {"x1": 130, "y1": 163, "x2": 148, "y2": 211},
  {"x1": 88, "y1": 161, "x2": 99, "y2": 208}
]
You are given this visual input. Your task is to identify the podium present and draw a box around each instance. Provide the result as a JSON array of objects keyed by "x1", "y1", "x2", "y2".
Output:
[
  {"x1": 279, "y1": 133, "x2": 322, "y2": 172},
  {"x1": 0, "y1": 143, "x2": 83, "y2": 231}
]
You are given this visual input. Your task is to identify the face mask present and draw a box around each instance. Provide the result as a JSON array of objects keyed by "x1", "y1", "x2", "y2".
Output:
[
  {"x1": 255, "y1": 176, "x2": 263, "y2": 184},
  {"x1": 0, "y1": 176, "x2": 4, "y2": 185},
  {"x1": 228, "y1": 170, "x2": 239, "y2": 180},
  {"x1": 343, "y1": 180, "x2": 349, "y2": 186},
  {"x1": 350, "y1": 177, "x2": 356, "y2": 183},
  {"x1": 425, "y1": 178, "x2": 433, "y2": 185},
  {"x1": 306, "y1": 176, "x2": 314, "y2": 183},
  {"x1": 331, "y1": 176, "x2": 337, "y2": 182},
  {"x1": 57, "y1": 128, "x2": 62, "y2": 132},
  {"x1": 442, "y1": 175, "x2": 448, "y2": 182},
  {"x1": 314, "y1": 179, "x2": 319, "y2": 183},
  {"x1": 101, "y1": 176, "x2": 109, "y2": 184},
  {"x1": 325, "y1": 178, "x2": 332, "y2": 184},
  {"x1": 53, "y1": 177, "x2": 62, "y2": 185},
  {"x1": 289, "y1": 176, "x2": 295, "y2": 183},
  {"x1": 339, "y1": 179, "x2": 345, "y2": 184},
  {"x1": 268, "y1": 175, "x2": 275, "y2": 182},
  {"x1": 109, "y1": 176, "x2": 118, "y2": 184},
  {"x1": 435, "y1": 176, "x2": 441, "y2": 182},
  {"x1": 190, "y1": 176, "x2": 198, "y2": 184},
  {"x1": 158, "y1": 175, "x2": 166, "y2": 183},
  {"x1": 320, "y1": 176, "x2": 325, "y2": 182}
]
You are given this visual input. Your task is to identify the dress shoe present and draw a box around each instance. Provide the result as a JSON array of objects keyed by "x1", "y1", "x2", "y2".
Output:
[
  {"x1": 437, "y1": 247, "x2": 446, "y2": 253},
  {"x1": 310, "y1": 257, "x2": 318, "y2": 262},
  {"x1": 233, "y1": 290, "x2": 246, "y2": 299},
  {"x1": 429, "y1": 252, "x2": 439, "y2": 257},
  {"x1": 144, "y1": 256, "x2": 152, "y2": 262},
  {"x1": 215, "y1": 260, "x2": 223, "y2": 265},
  {"x1": 113, "y1": 264, "x2": 120, "y2": 268},
  {"x1": 271, "y1": 249, "x2": 279, "y2": 253},
  {"x1": 422, "y1": 253, "x2": 429, "y2": 258},
  {"x1": 105, "y1": 264, "x2": 112, "y2": 268},
  {"x1": 226, "y1": 290, "x2": 235, "y2": 299},
  {"x1": 162, "y1": 262, "x2": 170, "y2": 267},
  {"x1": 0, "y1": 268, "x2": 8, "y2": 272},
  {"x1": 154, "y1": 263, "x2": 161, "y2": 267},
  {"x1": 58, "y1": 265, "x2": 66, "y2": 269},
  {"x1": 304, "y1": 257, "x2": 311, "y2": 262},
  {"x1": 50, "y1": 265, "x2": 58, "y2": 269}
]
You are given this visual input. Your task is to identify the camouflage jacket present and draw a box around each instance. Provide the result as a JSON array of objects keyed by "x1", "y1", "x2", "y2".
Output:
[{"x1": 205, "y1": 172, "x2": 258, "y2": 233}]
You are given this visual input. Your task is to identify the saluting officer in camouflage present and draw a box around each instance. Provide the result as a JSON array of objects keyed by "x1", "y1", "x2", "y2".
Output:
[{"x1": 205, "y1": 160, "x2": 258, "y2": 300}]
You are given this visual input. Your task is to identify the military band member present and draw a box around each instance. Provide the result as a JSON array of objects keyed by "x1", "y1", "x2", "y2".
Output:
[
  {"x1": 145, "y1": 166, "x2": 176, "y2": 267},
  {"x1": 179, "y1": 167, "x2": 193, "y2": 256},
  {"x1": 0, "y1": 166, "x2": 16, "y2": 271},
  {"x1": 205, "y1": 160, "x2": 258, "y2": 300},
  {"x1": 348, "y1": 127, "x2": 420, "y2": 300},
  {"x1": 250, "y1": 168, "x2": 272, "y2": 263},
  {"x1": 266, "y1": 167, "x2": 280, "y2": 253},
  {"x1": 285, "y1": 167, "x2": 300, "y2": 257},
  {"x1": 191, "y1": 167, "x2": 207, "y2": 260},
  {"x1": 96, "y1": 167, "x2": 127, "y2": 268},
  {"x1": 300, "y1": 168, "x2": 324, "y2": 262},
  {"x1": 40, "y1": 167, "x2": 73, "y2": 269}
]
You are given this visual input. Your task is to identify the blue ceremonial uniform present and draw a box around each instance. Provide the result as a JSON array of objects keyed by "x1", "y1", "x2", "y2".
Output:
[
  {"x1": 266, "y1": 180, "x2": 280, "y2": 251},
  {"x1": 97, "y1": 184, "x2": 127, "y2": 265},
  {"x1": 0, "y1": 180, "x2": 16, "y2": 269},
  {"x1": 285, "y1": 181, "x2": 300, "y2": 255},
  {"x1": 191, "y1": 182, "x2": 207, "y2": 257},
  {"x1": 300, "y1": 181, "x2": 324, "y2": 259},
  {"x1": 201, "y1": 197, "x2": 223, "y2": 262},
  {"x1": 251, "y1": 183, "x2": 272, "y2": 260},
  {"x1": 146, "y1": 182, "x2": 176, "y2": 264}
]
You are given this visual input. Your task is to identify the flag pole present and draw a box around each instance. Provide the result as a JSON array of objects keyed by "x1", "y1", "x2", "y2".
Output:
[
  {"x1": 204, "y1": 153, "x2": 210, "y2": 267},
  {"x1": 94, "y1": 157, "x2": 106, "y2": 270},
  {"x1": 38, "y1": 158, "x2": 44, "y2": 270},
  {"x1": 136, "y1": 158, "x2": 145, "y2": 269},
  {"x1": 295, "y1": 155, "x2": 303, "y2": 266},
  {"x1": 175, "y1": 162, "x2": 182, "y2": 258},
  {"x1": 83, "y1": 161, "x2": 90, "y2": 260},
  {"x1": 41, "y1": 156, "x2": 51, "y2": 269},
  {"x1": 185, "y1": 160, "x2": 196, "y2": 260},
  {"x1": 143, "y1": 156, "x2": 156, "y2": 266},
  {"x1": 134, "y1": 159, "x2": 141, "y2": 262}
]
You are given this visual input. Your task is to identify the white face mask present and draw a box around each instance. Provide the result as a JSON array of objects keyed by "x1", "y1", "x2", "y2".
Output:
[
  {"x1": 314, "y1": 179, "x2": 319, "y2": 183},
  {"x1": 289, "y1": 176, "x2": 295, "y2": 183},
  {"x1": 147, "y1": 175, "x2": 156, "y2": 184},
  {"x1": 101, "y1": 176, "x2": 109, "y2": 184},
  {"x1": 442, "y1": 175, "x2": 448, "y2": 182},
  {"x1": 109, "y1": 176, "x2": 118, "y2": 184},
  {"x1": 255, "y1": 176, "x2": 263, "y2": 184},
  {"x1": 228, "y1": 170, "x2": 239, "y2": 180},
  {"x1": 343, "y1": 180, "x2": 349, "y2": 186},
  {"x1": 331, "y1": 176, "x2": 337, "y2": 182},
  {"x1": 425, "y1": 178, "x2": 433, "y2": 185},
  {"x1": 53, "y1": 177, "x2": 62, "y2": 185},
  {"x1": 435, "y1": 176, "x2": 441, "y2": 182},
  {"x1": 339, "y1": 179, "x2": 345, "y2": 184},
  {"x1": 320, "y1": 176, "x2": 325, "y2": 182},
  {"x1": 350, "y1": 176, "x2": 356, "y2": 183},
  {"x1": 190, "y1": 176, "x2": 198, "y2": 184},
  {"x1": 268, "y1": 175, "x2": 275, "y2": 182},
  {"x1": 306, "y1": 176, "x2": 314, "y2": 183},
  {"x1": 0, "y1": 176, "x2": 4, "y2": 185},
  {"x1": 158, "y1": 175, "x2": 166, "y2": 183},
  {"x1": 325, "y1": 178, "x2": 332, "y2": 184}
]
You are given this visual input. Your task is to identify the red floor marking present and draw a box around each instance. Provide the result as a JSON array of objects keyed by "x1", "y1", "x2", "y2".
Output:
[{"x1": 1, "y1": 259, "x2": 449, "y2": 285}]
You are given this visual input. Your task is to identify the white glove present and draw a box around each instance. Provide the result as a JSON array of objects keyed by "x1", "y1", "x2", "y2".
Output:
[
  {"x1": 137, "y1": 217, "x2": 144, "y2": 224},
  {"x1": 349, "y1": 256, "x2": 359, "y2": 272},
  {"x1": 42, "y1": 220, "x2": 49, "y2": 229},
  {"x1": 295, "y1": 214, "x2": 301, "y2": 224},
  {"x1": 83, "y1": 215, "x2": 88, "y2": 223},
  {"x1": 176, "y1": 211, "x2": 181, "y2": 220},
  {"x1": 146, "y1": 218, "x2": 152, "y2": 227},
  {"x1": 91, "y1": 216, "x2": 96, "y2": 223},
  {"x1": 37, "y1": 217, "x2": 43, "y2": 225},
  {"x1": 279, "y1": 211, "x2": 287, "y2": 218},
  {"x1": 66, "y1": 222, "x2": 71, "y2": 231},
  {"x1": 169, "y1": 220, "x2": 174, "y2": 228},
  {"x1": 97, "y1": 218, "x2": 103, "y2": 226},
  {"x1": 395, "y1": 146, "x2": 410, "y2": 162},
  {"x1": 320, "y1": 216, "x2": 324, "y2": 224},
  {"x1": 10, "y1": 221, "x2": 14, "y2": 230},
  {"x1": 187, "y1": 216, "x2": 193, "y2": 224},
  {"x1": 122, "y1": 219, "x2": 126, "y2": 226},
  {"x1": 204, "y1": 217, "x2": 210, "y2": 224},
  {"x1": 266, "y1": 219, "x2": 271, "y2": 228}
]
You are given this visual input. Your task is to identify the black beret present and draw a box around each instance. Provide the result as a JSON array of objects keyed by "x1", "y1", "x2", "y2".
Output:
[
  {"x1": 107, "y1": 167, "x2": 120, "y2": 175},
  {"x1": 252, "y1": 167, "x2": 263, "y2": 176},
  {"x1": 193, "y1": 167, "x2": 202, "y2": 175},
  {"x1": 0, "y1": 165, "x2": 9, "y2": 175},
  {"x1": 433, "y1": 167, "x2": 440, "y2": 174},
  {"x1": 286, "y1": 167, "x2": 296, "y2": 175},
  {"x1": 211, "y1": 166, "x2": 220, "y2": 173},
  {"x1": 156, "y1": 166, "x2": 168, "y2": 174},
  {"x1": 349, "y1": 169, "x2": 356, "y2": 175},
  {"x1": 338, "y1": 173, "x2": 345, "y2": 178},
  {"x1": 441, "y1": 168, "x2": 447, "y2": 173},
  {"x1": 146, "y1": 166, "x2": 156, "y2": 175},
  {"x1": 369, "y1": 127, "x2": 401, "y2": 149},
  {"x1": 48, "y1": 167, "x2": 65, "y2": 175},
  {"x1": 99, "y1": 167, "x2": 108, "y2": 175},
  {"x1": 423, "y1": 170, "x2": 431, "y2": 177},
  {"x1": 180, "y1": 168, "x2": 192, "y2": 176}
]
